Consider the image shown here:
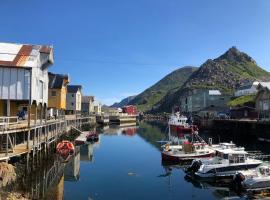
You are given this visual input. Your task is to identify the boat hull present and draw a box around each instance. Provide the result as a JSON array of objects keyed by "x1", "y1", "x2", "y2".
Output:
[
  {"x1": 161, "y1": 151, "x2": 214, "y2": 163},
  {"x1": 169, "y1": 124, "x2": 193, "y2": 134},
  {"x1": 195, "y1": 163, "x2": 262, "y2": 179}
]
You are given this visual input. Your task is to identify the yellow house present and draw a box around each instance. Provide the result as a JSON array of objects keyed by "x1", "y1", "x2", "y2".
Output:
[{"x1": 48, "y1": 72, "x2": 69, "y2": 115}]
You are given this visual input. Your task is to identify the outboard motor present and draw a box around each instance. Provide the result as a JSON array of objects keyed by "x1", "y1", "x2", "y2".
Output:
[
  {"x1": 186, "y1": 160, "x2": 202, "y2": 173},
  {"x1": 233, "y1": 172, "x2": 245, "y2": 191}
]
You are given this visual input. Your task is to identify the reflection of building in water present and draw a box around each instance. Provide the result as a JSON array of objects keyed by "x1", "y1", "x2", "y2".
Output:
[
  {"x1": 105, "y1": 124, "x2": 137, "y2": 136},
  {"x1": 64, "y1": 148, "x2": 80, "y2": 182},
  {"x1": 80, "y1": 143, "x2": 94, "y2": 162}
]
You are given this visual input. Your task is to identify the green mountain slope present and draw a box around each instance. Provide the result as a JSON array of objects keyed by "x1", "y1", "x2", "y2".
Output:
[
  {"x1": 129, "y1": 66, "x2": 197, "y2": 112},
  {"x1": 154, "y1": 47, "x2": 270, "y2": 113}
]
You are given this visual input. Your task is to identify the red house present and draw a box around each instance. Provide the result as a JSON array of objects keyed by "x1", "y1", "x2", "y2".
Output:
[{"x1": 122, "y1": 105, "x2": 137, "y2": 115}]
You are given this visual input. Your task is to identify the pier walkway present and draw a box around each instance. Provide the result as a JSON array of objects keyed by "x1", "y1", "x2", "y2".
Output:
[{"x1": 0, "y1": 115, "x2": 95, "y2": 161}]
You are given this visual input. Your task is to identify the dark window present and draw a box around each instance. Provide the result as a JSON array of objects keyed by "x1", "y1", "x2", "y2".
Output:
[
  {"x1": 51, "y1": 91, "x2": 57, "y2": 97},
  {"x1": 71, "y1": 94, "x2": 74, "y2": 97},
  {"x1": 71, "y1": 103, "x2": 74, "y2": 106}
]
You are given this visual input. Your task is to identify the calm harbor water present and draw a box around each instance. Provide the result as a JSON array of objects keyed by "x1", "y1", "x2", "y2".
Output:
[{"x1": 3, "y1": 121, "x2": 270, "y2": 199}]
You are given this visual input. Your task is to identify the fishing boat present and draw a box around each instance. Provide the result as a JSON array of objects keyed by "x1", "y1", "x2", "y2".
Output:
[
  {"x1": 56, "y1": 140, "x2": 75, "y2": 162},
  {"x1": 161, "y1": 132, "x2": 215, "y2": 163},
  {"x1": 186, "y1": 148, "x2": 262, "y2": 179},
  {"x1": 233, "y1": 164, "x2": 270, "y2": 191},
  {"x1": 168, "y1": 112, "x2": 197, "y2": 135}
]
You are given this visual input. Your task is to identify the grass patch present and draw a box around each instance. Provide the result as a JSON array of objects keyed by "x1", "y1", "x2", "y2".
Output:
[{"x1": 228, "y1": 94, "x2": 255, "y2": 107}]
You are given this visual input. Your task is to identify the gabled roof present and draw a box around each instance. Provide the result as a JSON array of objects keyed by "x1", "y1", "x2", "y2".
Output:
[
  {"x1": 48, "y1": 72, "x2": 69, "y2": 89},
  {"x1": 67, "y1": 85, "x2": 82, "y2": 93},
  {"x1": 257, "y1": 82, "x2": 270, "y2": 90},
  {"x1": 82, "y1": 96, "x2": 94, "y2": 103},
  {"x1": 0, "y1": 42, "x2": 53, "y2": 68}
]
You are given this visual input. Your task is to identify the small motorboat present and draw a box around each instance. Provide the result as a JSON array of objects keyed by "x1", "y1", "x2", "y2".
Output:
[
  {"x1": 86, "y1": 131, "x2": 99, "y2": 142},
  {"x1": 233, "y1": 164, "x2": 270, "y2": 191},
  {"x1": 56, "y1": 140, "x2": 75, "y2": 162},
  {"x1": 186, "y1": 148, "x2": 262, "y2": 180}
]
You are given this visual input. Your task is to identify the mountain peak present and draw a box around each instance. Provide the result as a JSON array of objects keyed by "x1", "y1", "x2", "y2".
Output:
[{"x1": 216, "y1": 46, "x2": 256, "y2": 64}]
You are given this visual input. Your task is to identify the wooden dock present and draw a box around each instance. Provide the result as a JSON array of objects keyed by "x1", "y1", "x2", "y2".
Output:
[{"x1": 0, "y1": 115, "x2": 95, "y2": 161}]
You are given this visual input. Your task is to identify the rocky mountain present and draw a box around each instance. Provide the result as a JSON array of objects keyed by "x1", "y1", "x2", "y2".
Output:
[
  {"x1": 128, "y1": 66, "x2": 197, "y2": 112},
  {"x1": 111, "y1": 95, "x2": 136, "y2": 108},
  {"x1": 153, "y1": 47, "x2": 270, "y2": 113}
]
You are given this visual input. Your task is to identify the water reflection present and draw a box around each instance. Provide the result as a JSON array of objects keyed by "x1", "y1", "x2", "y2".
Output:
[
  {"x1": 64, "y1": 147, "x2": 80, "y2": 182},
  {"x1": 4, "y1": 121, "x2": 270, "y2": 200}
]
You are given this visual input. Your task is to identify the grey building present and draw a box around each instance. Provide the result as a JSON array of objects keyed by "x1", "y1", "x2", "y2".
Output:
[
  {"x1": 66, "y1": 85, "x2": 82, "y2": 114},
  {"x1": 180, "y1": 89, "x2": 231, "y2": 114},
  {"x1": 81, "y1": 96, "x2": 94, "y2": 115}
]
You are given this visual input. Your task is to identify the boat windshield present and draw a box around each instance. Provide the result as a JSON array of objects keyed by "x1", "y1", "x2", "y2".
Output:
[{"x1": 228, "y1": 154, "x2": 245, "y2": 164}]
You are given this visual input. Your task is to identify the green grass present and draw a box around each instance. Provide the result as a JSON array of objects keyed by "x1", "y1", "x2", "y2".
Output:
[{"x1": 227, "y1": 94, "x2": 255, "y2": 107}]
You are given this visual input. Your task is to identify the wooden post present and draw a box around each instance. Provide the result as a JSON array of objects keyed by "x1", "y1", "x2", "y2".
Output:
[{"x1": 27, "y1": 104, "x2": 31, "y2": 150}]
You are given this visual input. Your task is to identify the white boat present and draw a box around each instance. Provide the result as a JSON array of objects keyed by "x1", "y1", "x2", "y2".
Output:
[
  {"x1": 187, "y1": 148, "x2": 262, "y2": 179},
  {"x1": 209, "y1": 141, "x2": 245, "y2": 152},
  {"x1": 233, "y1": 164, "x2": 270, "y2": 191},
  {"x1": 161, "y1": 131, "x2": 215, "y2": 163}
]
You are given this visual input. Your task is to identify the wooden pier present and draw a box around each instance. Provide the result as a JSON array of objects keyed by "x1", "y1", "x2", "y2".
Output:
[{"x1": 0, "y1": 115, "x2": 95, "y2": 161}]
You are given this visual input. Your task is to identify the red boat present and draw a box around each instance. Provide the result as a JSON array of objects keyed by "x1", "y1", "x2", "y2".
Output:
[
  {"x1": 168, "y1": 112, "x2": 197, "y2": 135},
  {"x1": 56, "y1": 140, "x2": 75, "y2": 161},
  {"x1": 86, "y1": 131, "x2": 99, "y2": 142}
]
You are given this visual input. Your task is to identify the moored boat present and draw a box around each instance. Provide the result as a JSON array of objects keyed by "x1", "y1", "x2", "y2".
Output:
[
  {"x1": 168, "y1": 112, "x2": 197, "y2": 135},
  {"x1": 86, "y1": 131, "x2": 99, "y2": 142},
  {"x1": 233, "y1": 164, "x2": 270, "y2": 191},
  {"x1": 186, "y1": 148, "x2": 263, "y2": 179},
  {"x1": 161, "y1": 132, "x2": 215, "y2": 163},
  {"x1": 56, "y1": 140, "x2": 75, "y2": 162}
]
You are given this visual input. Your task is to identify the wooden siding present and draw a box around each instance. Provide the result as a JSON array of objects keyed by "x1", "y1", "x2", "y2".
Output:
[{"x1": 48, "y1": 87, "x2": 67, "y2": 110}]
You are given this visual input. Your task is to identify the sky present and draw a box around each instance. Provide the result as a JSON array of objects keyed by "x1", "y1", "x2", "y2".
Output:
[{"x1": 0, "y1": 0, "x2": 270, "y2": 105}]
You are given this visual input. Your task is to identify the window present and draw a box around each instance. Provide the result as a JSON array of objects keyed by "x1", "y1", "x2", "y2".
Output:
[
  {"x1": 71, "y1": 94, "x2": 74, "y2": 97},
  {"x1": 71, "y1": 103, "x2": 74, "y2": 106},
  {"x1": 39, "y1": 80, "x2": 43, "y2": 99},
  {"x1": 51, "y1": 91, "x2": 57, "y2": 97}
]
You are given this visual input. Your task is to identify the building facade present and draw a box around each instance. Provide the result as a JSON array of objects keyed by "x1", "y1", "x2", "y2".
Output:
[
  {"x1": 255, "y1": 83, "x2": 270, "y2": 119},
  {"x1": 180, "y1": 89, "x2": 231, "y2": 113},
  {"x1": 66, "y1": 85, "x2": 82, "y2": 114},
  {"x1": 81, "y1": 96, "x2": 95, "y2": 115},
  {"x1": 94, "y1": 101, "x2": 102, "y2": 115},
  {"x1": 48, "y1": 72, "x2": 69, "y2": 117},
  {"x1": 0, "y1": 42, "x2": 53, "y2": 117},
  {"x1": 234, "y1": 81, "x2": 259, "y2": 97}
]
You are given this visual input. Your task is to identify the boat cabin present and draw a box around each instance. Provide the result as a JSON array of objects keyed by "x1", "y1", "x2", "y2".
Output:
[{"x1": 215, "y1": 149, "x2": 248, "y2": 164}]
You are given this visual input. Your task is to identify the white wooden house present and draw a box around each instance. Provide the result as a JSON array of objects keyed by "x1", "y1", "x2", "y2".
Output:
[{"x1": 0, "y1": 42, "x2": 53, "y2": 117}]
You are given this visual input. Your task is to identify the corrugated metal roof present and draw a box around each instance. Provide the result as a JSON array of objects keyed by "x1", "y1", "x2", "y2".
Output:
[
  {"x1": 0, "y1": 42, "x2": 53, "y2": 68},
  {"x1": 209, "y1": 90, "x2": 221, "y2": 95}
]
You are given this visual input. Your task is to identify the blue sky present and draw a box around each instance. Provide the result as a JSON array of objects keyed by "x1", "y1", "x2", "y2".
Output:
[{"x1": 1, "y1": 0, "x2": 270, "y2": 105}]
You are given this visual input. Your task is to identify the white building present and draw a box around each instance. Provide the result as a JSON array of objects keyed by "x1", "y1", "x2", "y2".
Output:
[
  {"x1": 234, "y1": 81, "x2": 259, "y2": 97},
  {"x1": 66, "y1": 85, "x2": 82, "y2": 114},
  {"x1": 94, "y1": 101, "x2": 102, "y2": 115},
  {"x1": 81, "y1": 96, "x2": 95, "y2": 115},
  {"x1": 0, "y1": 42, "x2": 53, "y2": 117}
]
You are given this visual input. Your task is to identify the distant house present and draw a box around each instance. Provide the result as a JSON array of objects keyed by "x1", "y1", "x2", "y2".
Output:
[
  {"x1": 66, "y1": 85, "x2": 82, "y2": 114},
  {"x1": 230, "y1": 106, "x2": 257, "y2": 119},
  {"x1": 81, "y1": 96, "x2": 95, "y2": 115},
  {"x1": 234, "y1": 81, "x2": 259, "y2": 97},
  {"x1": 94, "y1": 101, "x2": 102, "y2": 115},
  {"x1": 48, "y1": 72, "x2": 69, "y2": 117},
  {"x1": 180, "y1": 89, "x2": 231, "y2": 113},
  {"x1": 255, "y1": 82, "x2": 270, "y2": 119},
  {"x1": 122, "y1": 105, "x2": 137, "y2": 115},
  {"x1": 0, "y1": 42, "x2": 53, "y2": 118}
]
